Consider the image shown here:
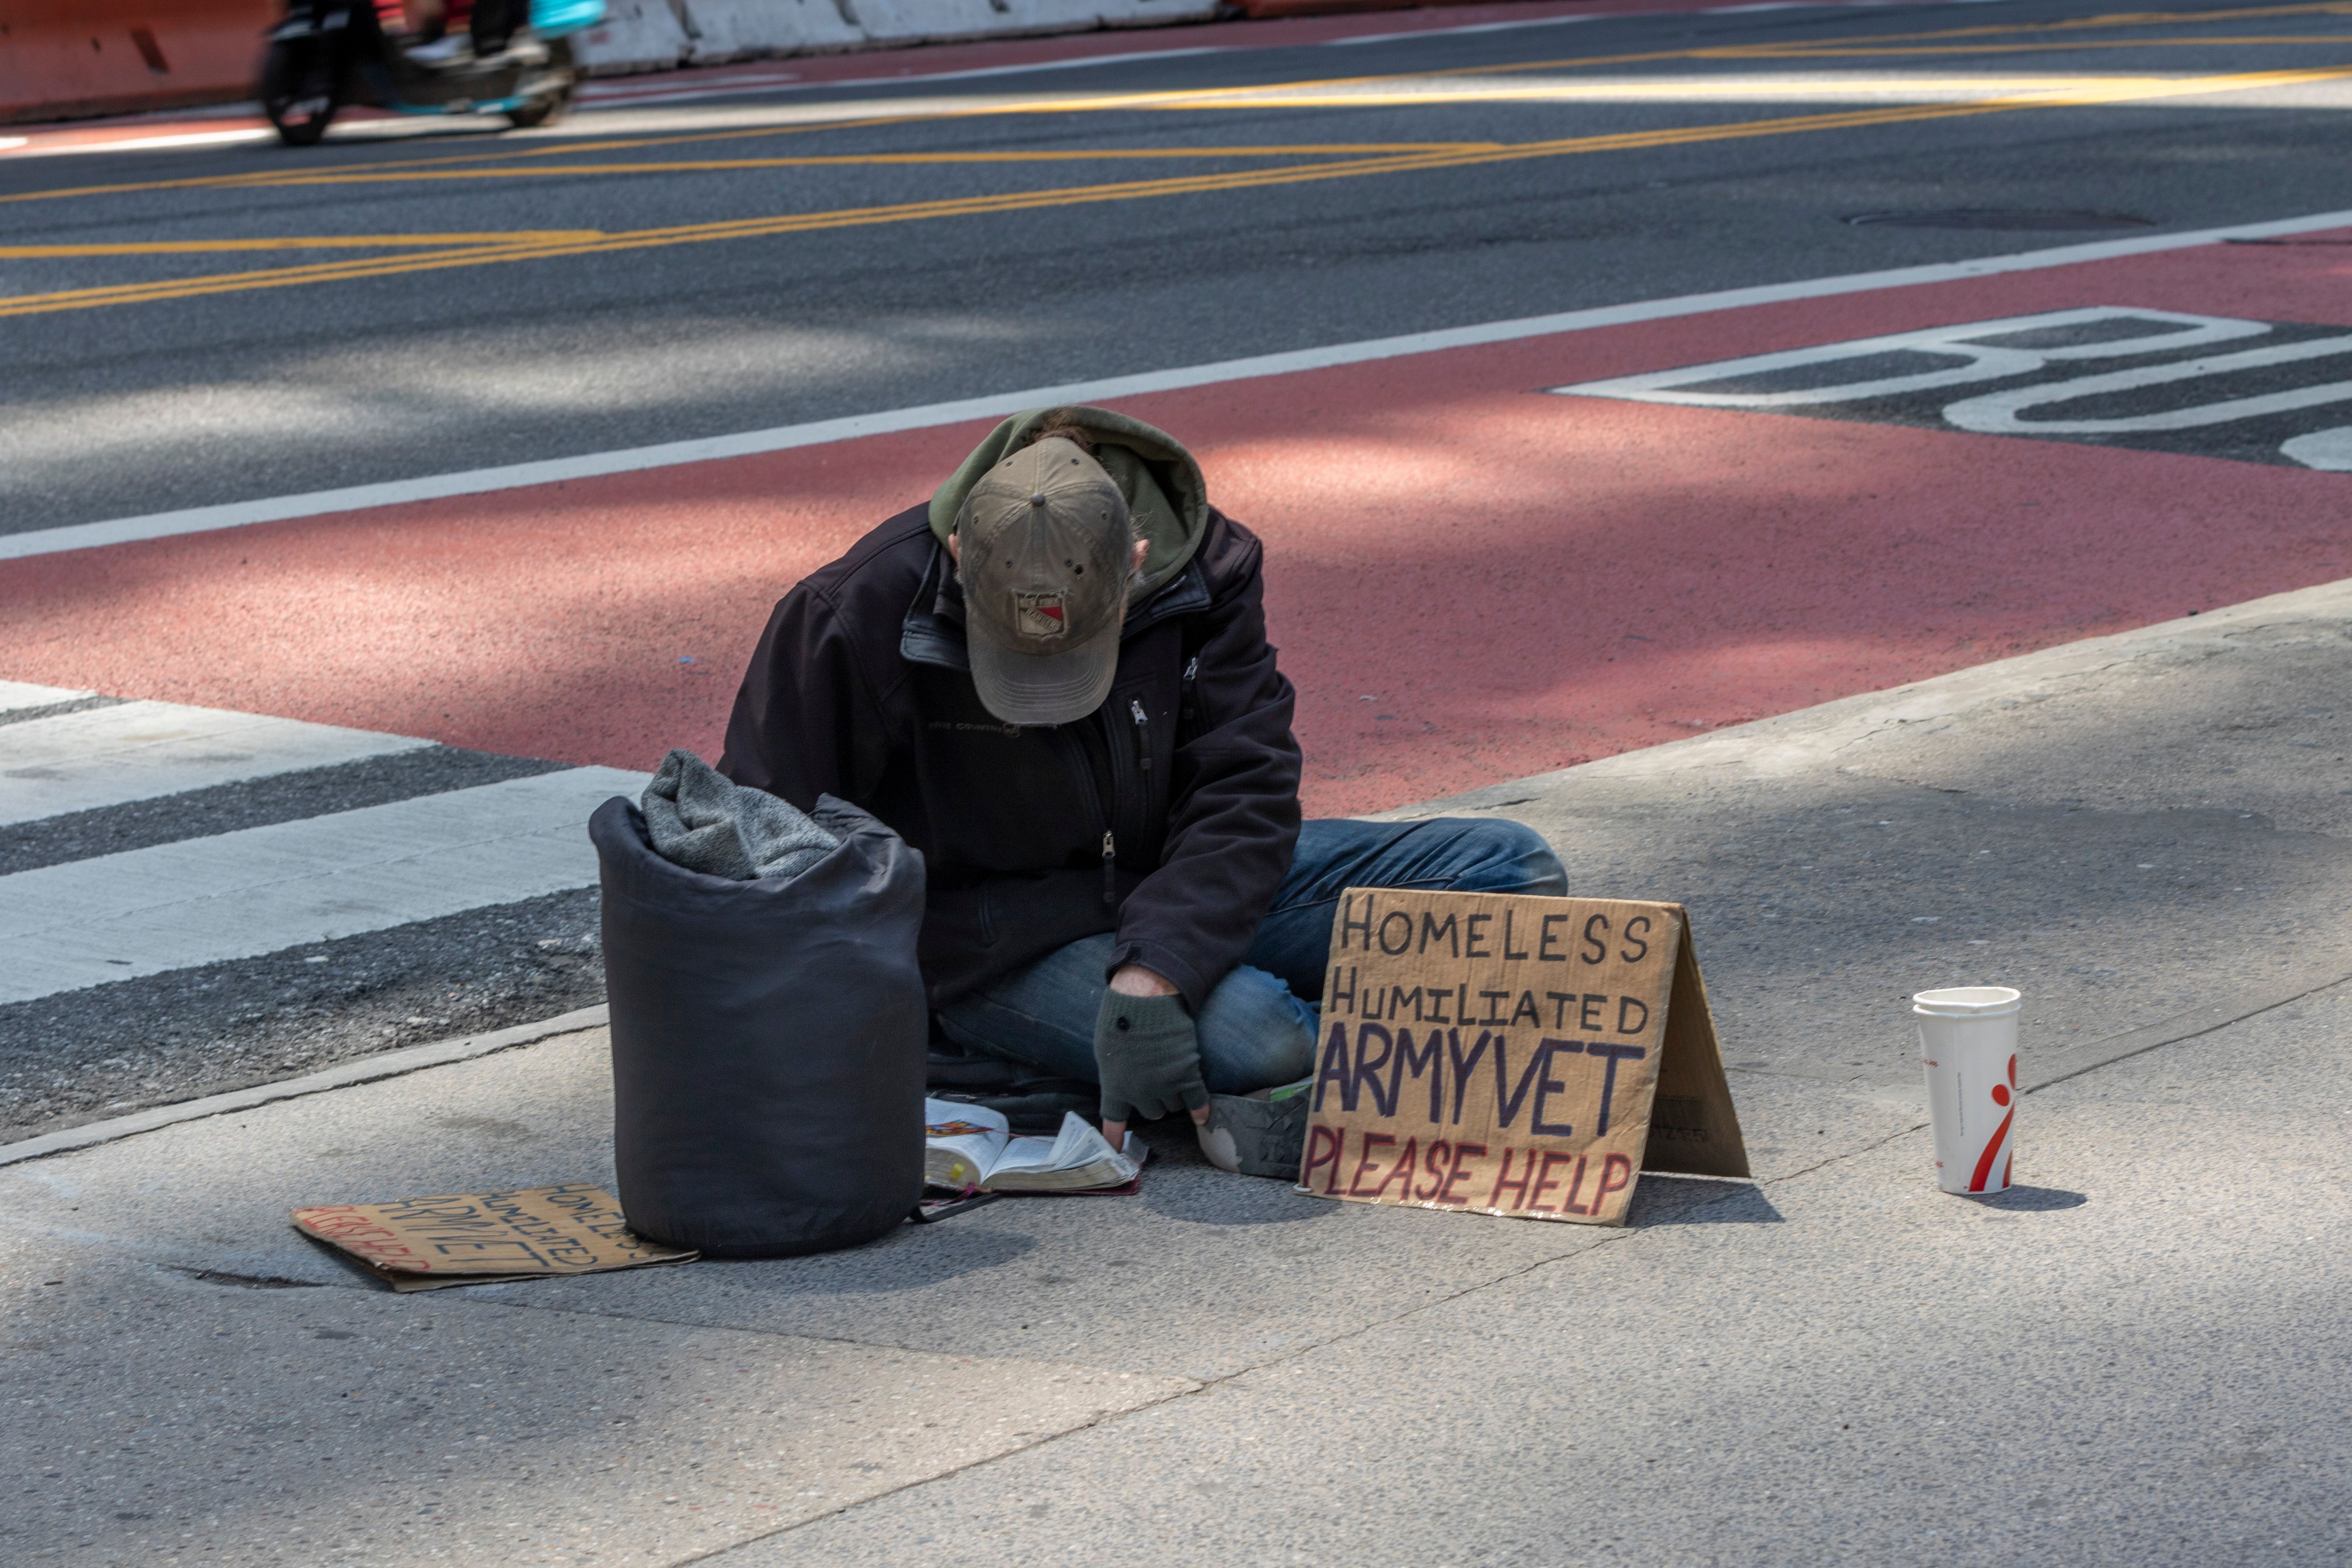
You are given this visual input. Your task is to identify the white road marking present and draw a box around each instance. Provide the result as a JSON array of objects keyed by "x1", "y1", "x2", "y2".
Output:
[
  {"x1": 1552, "y1": 304, "x2": 2352, "y2": 450},
  {"x1": 0, "y1": 129, "x2": 278, "y2": 159},
  {"x1": 581, "y1": 45, "x2": 1230, "y2": 107},
  {"x1": 0, "y1": 765, "x2": 646, "y2": 1005},
  {"x1": 2282, "y1": 427, "x2": 2352, "y2": 470},
  {"x1": 7, "y1": 206, "x2": 2349, "y2": 564},
  {"x1": 1942, "y1": 334, "x2": 2352, "y2": 435},
  {"x1": 0, "y1": 701, "x2": 431, "y2": 826},
  {"x1": 1546, "y1": 308, "x2": 2272, "y2": 408},
  {"x1": 0, "y1": 681, "x2": 93, "y2": 719}
]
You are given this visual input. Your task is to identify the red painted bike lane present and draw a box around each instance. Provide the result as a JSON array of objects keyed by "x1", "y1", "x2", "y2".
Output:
[{"x1": 4, "y1": 231, "x2": 2346, "y2": 816}]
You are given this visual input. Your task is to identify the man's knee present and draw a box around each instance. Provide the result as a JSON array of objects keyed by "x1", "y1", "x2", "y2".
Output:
[
  {"x1": 1194, "y1": 965, "x2": 1318, "y2": 1093},
  {"x1": 1442, "y1": 818, "x2": 1566, "y2": 897}
]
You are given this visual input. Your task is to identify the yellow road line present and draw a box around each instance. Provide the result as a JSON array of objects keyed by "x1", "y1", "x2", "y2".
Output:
[
  {"x1": 188, "y1": 75, "x2": 2308, "y2": 197},
  {"x1": 9, "y1": 3, "x2": 2350, "y2": 206},
  {"x1": 9, "y1": 62, "x2": 2349, "y2": 320},
  {"x1": 0, "y1": 112, "x2": 951, "y2": 206},
  {"x1": 105, "y1": 142, "x2": 1510, "y2": 191},
  {"x1": 1676, "y1": 33, "x2": 2352, "y2": 56},
  {"x1": 24, "y1": 38, "x2": 2339, "y2": 200},
  {"x1": 0, "y1": 230, "x2": 605, "y2": 257},
  {"x1": 826, "y1": 5, "x2": 2352, "y2": 111},
  {"x1": 1106, "y1": 77, "x2": 2205, "y2": 110}
]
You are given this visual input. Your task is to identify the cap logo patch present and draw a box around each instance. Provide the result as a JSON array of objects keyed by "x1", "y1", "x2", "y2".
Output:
[{"x1": 1014, "y1": 591, "x2": 1068, "y2": 640}]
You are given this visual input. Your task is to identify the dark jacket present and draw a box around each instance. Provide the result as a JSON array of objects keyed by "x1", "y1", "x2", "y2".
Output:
[{"x1": 717, "y1": 503, "x2": 1303, "y2": 1014}]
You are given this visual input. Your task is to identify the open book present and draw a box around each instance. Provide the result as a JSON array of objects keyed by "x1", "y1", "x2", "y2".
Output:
[{"x1": 925, "y1": 1097, "x2": 1147, "y2": 1194}]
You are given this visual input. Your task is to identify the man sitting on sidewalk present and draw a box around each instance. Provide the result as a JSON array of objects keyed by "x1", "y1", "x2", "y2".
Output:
[{"x1": 720, "y1": 407, "x2": 1565, "y2": 1164}]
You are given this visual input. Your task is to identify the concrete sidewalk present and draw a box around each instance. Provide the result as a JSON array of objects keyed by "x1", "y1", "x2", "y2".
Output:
[{"x1": 5, "y1": 579, "x2": 2350, "y2": 1565}]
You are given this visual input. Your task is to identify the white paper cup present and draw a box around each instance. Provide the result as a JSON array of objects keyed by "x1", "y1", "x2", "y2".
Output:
[{"x1": 1914, "y1": 986, "x2": 2020, "y2": 1195}]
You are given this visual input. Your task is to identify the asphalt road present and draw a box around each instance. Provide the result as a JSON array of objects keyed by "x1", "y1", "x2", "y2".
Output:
[{"x1": 8, "y1": 0, "x2": 2352, "y2": 532}]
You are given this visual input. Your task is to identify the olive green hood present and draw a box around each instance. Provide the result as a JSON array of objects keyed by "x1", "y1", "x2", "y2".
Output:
[{"x1": 928, "y1": 405, "x2": 1209, "y2": 603}]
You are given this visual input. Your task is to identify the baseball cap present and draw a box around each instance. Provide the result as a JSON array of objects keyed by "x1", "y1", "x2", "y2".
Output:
[{"x1": 955, "y1": 436, "x2": 1133, "y2": 726}]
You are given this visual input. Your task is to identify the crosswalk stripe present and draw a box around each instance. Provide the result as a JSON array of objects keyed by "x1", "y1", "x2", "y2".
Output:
[
  {"x1": 0, "y1": 679, "x2": 96, "y2": 719},
  {"x1": 0, "y1": 765, "x2": 646, "y2": 1006},
  {"x1": 0, "y1": 700, "x2": 433, "y2": 827}
]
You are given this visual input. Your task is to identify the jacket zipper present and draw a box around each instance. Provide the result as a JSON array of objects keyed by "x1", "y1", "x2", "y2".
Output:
[
  {"x1": 1178, "y1": 656, "x2": 1201, "y2": 740},
  {"x1": 1079, "y1": 695, "x2": 1166, "y2": 910},
  {"x1": 1095, "y1": 697, "x2": 1142, "y2": 905},
  {"x1": 1055, "y1": 723, "x2": 1114, "y2": 906},
  {"x1": 1109, "y1": 697, "x2": 1157, "y2": 904}
]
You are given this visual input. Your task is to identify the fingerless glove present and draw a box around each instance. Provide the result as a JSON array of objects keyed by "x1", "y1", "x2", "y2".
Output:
[{"x1": 1093, "y1": 989, "x2": 1209, "y2": 1124}]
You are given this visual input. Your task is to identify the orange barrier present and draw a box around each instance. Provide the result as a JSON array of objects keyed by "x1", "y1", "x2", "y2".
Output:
[{"x1": 1, "y1": 0, "x2": 278, "y2": 124}]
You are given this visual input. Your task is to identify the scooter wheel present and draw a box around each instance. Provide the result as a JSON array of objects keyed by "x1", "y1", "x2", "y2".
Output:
[
  {"x1": 506, "y1": 36, "x2": 575, "y2": 129},
  {"x1": 505, "y1": 83, "x2": 572, "y2": 129},
  {"x1": 260, "y1": 42, "x2": 340, "y2": 146}
]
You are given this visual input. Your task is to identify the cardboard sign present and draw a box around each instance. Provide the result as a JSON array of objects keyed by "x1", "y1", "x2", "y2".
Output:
[
  {"x1": 1300, "y1": 890, "x2": 1747, "y2": 1226},
  {"x1": 291, "y1": 1182, "x2": 697, "y2": 1292}
]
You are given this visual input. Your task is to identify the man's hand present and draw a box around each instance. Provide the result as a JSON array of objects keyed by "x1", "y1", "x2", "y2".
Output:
[{"x1": 1096, "y1": 966, "x2": 1210, "y2": 1151}]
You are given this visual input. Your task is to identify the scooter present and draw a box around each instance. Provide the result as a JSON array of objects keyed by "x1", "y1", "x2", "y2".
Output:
[{"x1": 260, "y1": 0, "x2": 606, "y2": 145}]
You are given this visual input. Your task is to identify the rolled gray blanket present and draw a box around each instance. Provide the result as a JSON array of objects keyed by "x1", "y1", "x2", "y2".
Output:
[{"x1": 640, "y1": 749, "x2": 839, "y2": 881}]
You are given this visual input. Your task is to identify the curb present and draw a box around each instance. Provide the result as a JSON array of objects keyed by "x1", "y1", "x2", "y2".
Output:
[
  {"x1": 1392, "y1": 576, "x2": 2352, "y2": 806},
  {"x1": 0, "y1": 1004, "x2": 609, "y2": 1169},
  {"x1": 12, "y1": 586, "x2": 2349, "y2": 1171}
]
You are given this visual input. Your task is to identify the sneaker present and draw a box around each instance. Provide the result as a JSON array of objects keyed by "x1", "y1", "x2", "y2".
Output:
[{"x1": 1196, "y1": 1077, "x2": 1312, "y2": 1179}]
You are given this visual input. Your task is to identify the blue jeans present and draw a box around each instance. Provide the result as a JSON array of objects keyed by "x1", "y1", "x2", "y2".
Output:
[{"x1": 935, "y1": 816, "x2": 1566, "y2": 1096}]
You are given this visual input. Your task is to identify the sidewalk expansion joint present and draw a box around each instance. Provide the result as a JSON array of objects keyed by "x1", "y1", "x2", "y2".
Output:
[{"x1": 2026, "y1": 966, "x2": 2352, "y2": 1092}]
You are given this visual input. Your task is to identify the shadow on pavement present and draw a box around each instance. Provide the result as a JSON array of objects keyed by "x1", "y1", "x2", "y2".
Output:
[
  {"x1": 1964, "y1": 1183, "x2": 2089, "y2": 1211},
  {"x1": 667, "y1": 1224, "x2": 1040, "y2": 1297},
  {"x1": 1627, "y1": 1174, "x2": 1784, "y2": 1226}
]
